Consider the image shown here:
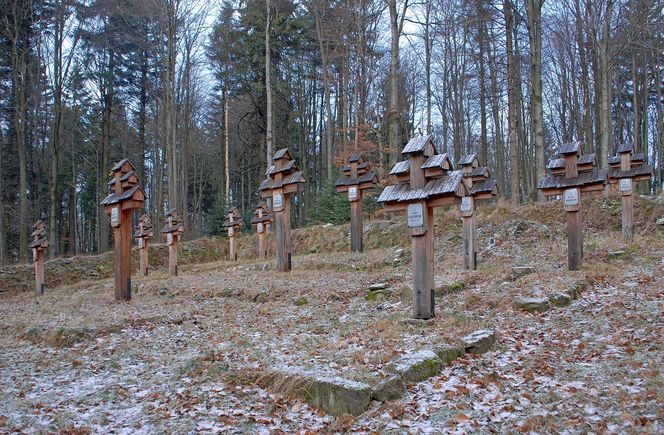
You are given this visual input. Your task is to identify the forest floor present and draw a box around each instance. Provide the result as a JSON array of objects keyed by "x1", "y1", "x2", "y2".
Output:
[{"x1": 0, "y1": 196, "x2": 663, "y2": 433}]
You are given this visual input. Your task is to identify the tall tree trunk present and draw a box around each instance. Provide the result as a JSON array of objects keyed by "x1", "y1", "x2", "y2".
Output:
[
  {"x1": 597, "y1": 0, "x2": 613, "y2": 167},
  {"x1": 526, "y1": 0, "x2": 545, "y2": 201},
  {"x1": 265, "y1": 0, "x2": 274, "y2": 167},
  {"x1": 386, "y1": 0, "x2": 408, "y2": 162},
  {"x1": 504, "y1": 0, "x2": 520, "y2": 206}
]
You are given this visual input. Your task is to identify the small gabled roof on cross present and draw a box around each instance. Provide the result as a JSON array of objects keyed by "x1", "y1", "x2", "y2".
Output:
[
  {"x1": 458, "y1": 154, "x2": 479, "y2": 167},
  {"x1": 272, "y1": 148, "x2": 291, "y2": 161},
  {"x1": 401, "y1": 134, "x2": 435, "y2": 155},
  {"x1": 222, "y1": 206, "x2": 244, "y2": 228},
  {"x1": 251, "y1": 201, "x2": 273, "y2": 224},
  {"x1": 421, "y1": 154, "x2": 453, "y2": 171},
  {"x1": 559, "y1": 141, "x2": 581, "y2": 156},
  {"x1": 616, "y1": 143, "x2": 634, "y2": 154}
]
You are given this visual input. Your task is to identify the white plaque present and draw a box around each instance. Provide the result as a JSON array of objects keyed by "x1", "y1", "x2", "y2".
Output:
[
  {"x1": 138, "y1": 238, "x2": 144, "y2": 248},
  {"x1": 257, "y1": 223, "x2": 264, "y2": 234},
  {"x1": 167, "y1": 233, "x2": 173, "y2": 245},
  {"x1": 564, "y1": 188, "x2": 579, "y2": 206},
  {"x1": 111, "y1": 207, "x2": 120, "y2": 227},
  {"x1": 273, "y1": 193, "x2": 283, "y2": 210},
  {"x1": 348, "y1": 186, "x2": 359, "y2": 202},
  {"x1": 460, "y1": 196, "x2": 472, "y2": 213},
  {"x1": 228, "y1": 227, "x2": 234, "y2": 237},
  {"x1": 619, "y1": 178, "x2": 631, "y2": 193},
  {"x1": 407, "y1": 203, "x2": 424, "y2": 228},
  {"x1": 32, "y1": 248, "x2": 37, "y2": 262}
]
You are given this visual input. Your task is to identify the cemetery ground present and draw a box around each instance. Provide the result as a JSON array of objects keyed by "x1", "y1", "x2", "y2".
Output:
[{"x1": 1, "y1": 196, "x2": 663, "y2": 433}]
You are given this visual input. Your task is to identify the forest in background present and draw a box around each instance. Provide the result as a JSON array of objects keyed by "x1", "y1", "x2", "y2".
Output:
[{"x1": 0, "y1": 0, "x2": 662, "y2": 264}]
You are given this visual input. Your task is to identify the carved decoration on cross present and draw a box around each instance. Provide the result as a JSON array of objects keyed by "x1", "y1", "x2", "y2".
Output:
[
  {"x1": 377, "y1": 134, "x2": 467, "y2": 319},
  {"x1": 222, "y1": 206, "x2": 244, "y2": 261},
  {"x1": 335, "y1": 153, "x2": 379, "y2": 252},
  {"x1": 259, "y1": 148, "x2": 306, "y2": 272},
  {"x1": 607, "y1": 143, "x2": 653, "y2": 240},
  {"x1": 538, "y1": 142, "x2": 607, "y2": 270},
  {"x1": 101, "y1": 159, "x2": 146, "y2": 301}
]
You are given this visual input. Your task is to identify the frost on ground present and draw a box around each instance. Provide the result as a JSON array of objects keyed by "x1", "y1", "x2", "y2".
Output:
[{"x1": 0, "y1": 198, "x2": 662, "y2": 432}]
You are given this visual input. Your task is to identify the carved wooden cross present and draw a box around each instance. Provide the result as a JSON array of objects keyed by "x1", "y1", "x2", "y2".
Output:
[
  {"x1": 223, "y1": 207, "x2": 244, "y2": 261},
  {"x1": 101, "y1": 159, "x2": 145, "y2": 301},
  {"x1": 251, "y1": 201, "x2": 273, "y2": 260},
  {"x1": 134, "y1": 214, "x2": 153, "y2": 276},
  {"x1": 607, "y1": 143, "x2": 653, "y2": 240},
  {"x1": 378, "y1": 135, "x2": 467, "y2": 319},
  {"x1": 29, "y1": 220, "x2": 49, "y2": 294},
  {"x1": 335, "y1": 153, "x2": 378, "y2": 252},
  {"x1": 259, "y1": 148, "x2": 306, "y2": 272},
  {"x1": 538, "y1": 142, "x2": 607, "y2": 270},
  {"x1": 457, "y1": 154, "x2": 497, "y2": 270},
  {"x1": 161, "y1": 209, "x2": 184, "y2": 275}
]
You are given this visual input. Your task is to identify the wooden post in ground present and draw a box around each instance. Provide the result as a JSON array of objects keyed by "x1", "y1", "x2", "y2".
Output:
[
  {"x1": 457, "y1": 154, "x2": 497, "y2": 270},
  {"x1": 101, "y1": 159, "x2": 146, "y2": 301},
  {"x1": 538, "y1": 142, "x2": 607, "y2": 271},
  {"x1": 607, "y1": 144, "x2": 653, "y2": 241},
  {"x1": 223, "y1": 207, "x2": 244, "y2": 261},
  {"x1": 378, "y1": 135, "x2": 467, "y2": 319},
  {"x1": 29, "y1": 220, "x2": 49, "y2": 294},
  {"x1": 134, "y1": 214, "x2": 153, "y2": 276},
  {"x1": 336, "y1": 153, "x2": 379, "y2": 252},
  {"x1": 162, "y1": 209, "x2": 184, "y2": 276},
  {"x1": 259, "y1": 148, "x2": 306, "y2": 272},
  {"x1": 251, "y1": 201, "x2": 273, "y2": 259}
]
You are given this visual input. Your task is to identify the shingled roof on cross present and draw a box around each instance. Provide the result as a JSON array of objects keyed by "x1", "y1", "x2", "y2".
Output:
[{"x1": 222, "y1": 207, "x2": 245, "y2": 228}]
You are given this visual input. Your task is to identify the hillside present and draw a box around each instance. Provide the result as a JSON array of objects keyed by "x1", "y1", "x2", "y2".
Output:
[{"x1": 0, "y1": 195, "x2": 662, "y2": 432}]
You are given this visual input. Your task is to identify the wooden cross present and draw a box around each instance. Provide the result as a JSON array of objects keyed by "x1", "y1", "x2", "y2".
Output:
[
  {"x1": 378, "y1": 135, "x2": 467, "y2": 319},
  {"x1": 134, "y1": 214, "x2": 153, "y2": 276},
  {"x1": 607, "y1": 143, "x2": 653, "y2": 240},
  {"x1": 29, "y1": 220, "x2": 49, "y2": 294},
  {"x1": 101, "y1": 159, "x2": 146, "y2": 301},
  {"x1": 538, "y1": 142, "x2": 607, "y2": 270},
  {"x1": 161, "y1": 209, "x2": 184, "y2": 276},
  {"x1": 251, "y1": 201, "x2": 273, "y2": 260},
  {"x1": 259, "y1": 148, "x2": 306, "y2": 272},
  {"x1": 335, "y1": 153, "x2": 379, "y2": 252},
  {"x1": 457, "y1": 154, "x2": 497, "y2": 270},
  {"x1": 222, "y1": 207, "x2": 244, "y2": 261}
]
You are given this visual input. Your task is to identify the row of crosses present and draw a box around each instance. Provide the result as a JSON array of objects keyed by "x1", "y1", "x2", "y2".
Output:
[
  {"x1": 378, "y1": 135, "x2": 496, "y2": 319},
  {"x1": 538, "y1": 141, "x2": 652, "y2": 270}
]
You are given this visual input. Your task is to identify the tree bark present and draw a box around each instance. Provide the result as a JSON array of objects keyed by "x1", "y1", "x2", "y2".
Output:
[
  {"x1": 504, "y1": 0, "x2": 520, "y2": 206},
  {"x1": 526, "y1": 0, "x2": 545, "y2": 201}
]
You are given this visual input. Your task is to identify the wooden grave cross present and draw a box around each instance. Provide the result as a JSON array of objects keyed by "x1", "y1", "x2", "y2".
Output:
[
  {"x1": 29, "y1": 220, "x2": 49, "y2": 294},
  {"x1": 259, "y1": 148, "x2": 306, "y2": 272},
  {"x1": 161, "y1": 209, "x2": 184, "y2": 276},
  {"x1": 377, "y1": 135, "x2": 467, "y2": 319},
  {"x1": 335, "y1": 153, "x2": 379, "y2": 252},
  {"x1": 101, "y1": 159, "x2": 146, "y2": 301},
  {"x1": 222, "y1": 207, "x2": 244, "y2": 261},
  {"x1": 607, "y1": 143, "x2": 653, "y2": 240},
  {"x1": 538, "y1": 142, "x2": 607, "y2": 270},
  {"x1": 251, "y1": 201, "x2": 273, "y2": 260},
  {"x1": 457, "y1": 154, "x2": 498, "y2": 270},
  {"x1": 134, "y1": 214, "x2": 154, "y2": 276}
]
